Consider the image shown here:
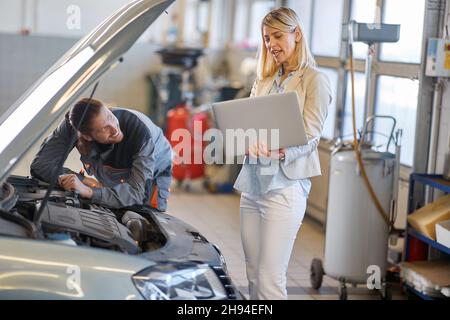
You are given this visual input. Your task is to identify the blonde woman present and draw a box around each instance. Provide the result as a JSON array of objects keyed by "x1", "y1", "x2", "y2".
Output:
[{"x1": 234, "y1": 7, "x2": 332, "y2": 300}]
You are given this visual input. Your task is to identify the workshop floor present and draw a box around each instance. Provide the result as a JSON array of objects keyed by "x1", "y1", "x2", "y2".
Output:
[{"x1": 168, "y1": 185, "x2": 405, "y2": 300}]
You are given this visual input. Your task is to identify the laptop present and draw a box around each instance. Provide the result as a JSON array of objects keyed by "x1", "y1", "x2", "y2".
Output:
[{"x1": 211, "y1": 92, "x2": 308, "y2": 157}]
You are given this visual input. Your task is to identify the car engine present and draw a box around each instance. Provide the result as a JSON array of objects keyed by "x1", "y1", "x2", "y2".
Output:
[
  {"x1": 1, "y1": 176, "x2": 166, "y2": 254},
  {"x1": 38, "y1": 202, "x2": 141, "y2": 253}
]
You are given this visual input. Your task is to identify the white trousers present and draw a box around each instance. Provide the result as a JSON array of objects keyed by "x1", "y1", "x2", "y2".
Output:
[{"x1": 240, "y1": 183, "x2": 307, "y2": 300}]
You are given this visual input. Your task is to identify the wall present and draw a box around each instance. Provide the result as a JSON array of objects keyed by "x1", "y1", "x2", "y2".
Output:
[
  {"x1": 0, "y1": 0, "x2": 176, "y2": 43},
  {"x1": 0, "y1": 34, "x2": 75, "y2": 113},
  {"x1": 0, "y1": 0, "x2": 22, "y2": 32}
]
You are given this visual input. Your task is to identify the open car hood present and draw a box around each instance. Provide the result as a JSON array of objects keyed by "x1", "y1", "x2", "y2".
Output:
[{"x1": 0, "y1": 0, "x2": 175, "y2": 183}]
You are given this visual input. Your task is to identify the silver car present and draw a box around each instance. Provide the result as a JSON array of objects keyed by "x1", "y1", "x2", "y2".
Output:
[{"x1": 0, "y1": 0, "x2": 240, "y2": 300}]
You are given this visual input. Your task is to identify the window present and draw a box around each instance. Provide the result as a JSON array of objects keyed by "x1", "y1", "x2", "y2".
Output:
[
  {"x1": 248, "y1": 0, "x2": 276, "y2": 47},
  {"x1": 374, "y1": 76, "x2": 419, "y2": 166},
  {"x1": 209, "y1": 0, "x2": 229, "y2": 49},
  {"x1": 342, "y1": 72, "x2": 366, "y2": 139},
  {"x1": 311, "y1": 0, "x2": 344, "y2": 57},
  {"x1": 182, "y1": 0, "x2": 228, "y2": 49},
  {"x1": 182, "y1": 0, "x2": 202, "y2": 46},
  {"x1": 225, "y1": 0, "x2": 425, "y2": 169},
  {"x1": 380, "y1": 0, "x2": 426, "y2": 63},
  {"x1": 318, "y1": 67, "x2": 338, "y2": 140},
  {"x1": 351, "y1": 0, "x2": 377, "y2": 60},
  {"x1": 143, "y1": 0, "x2": 198, "y2": 45},
  {"x1": 233, "y1": 0, "x2": 249, "y2": 45},
  {"x1": 197, "y1": 0, "x2": 210, "y2": 33},
  {"x1": 286, "y1": 0, "x2": 313, "y2": 43}
]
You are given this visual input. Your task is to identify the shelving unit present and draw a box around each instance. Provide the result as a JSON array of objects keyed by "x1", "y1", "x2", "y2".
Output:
[
  {"x1": 407, "y1": 227, "x2": 450, "y2": 256},
  {"x1": 403, "y1": 283, "x2": 435, "y2": 300},
  {"x1": 404, "y1": 173, "x2": 450, "y2": 299}
]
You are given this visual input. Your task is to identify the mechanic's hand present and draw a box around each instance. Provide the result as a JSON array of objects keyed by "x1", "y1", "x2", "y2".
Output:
[
  {"x1": 58, "y1": 174, "x2": 93, "y2": 199},
  {"x1": 82, "y1": 176, "x2": 103, "y2": 188}
]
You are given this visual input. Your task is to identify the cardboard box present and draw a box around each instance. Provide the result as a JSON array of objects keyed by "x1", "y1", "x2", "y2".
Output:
[
  {"x1": 408, "y1": 194, "x2": 450, "y2": 240},
  {"x1": 436, "y1": 220, "x2": 450, "y2": 249},
  {"x1": 401, "y1": 261, "x2": 450, "y2": 297}
]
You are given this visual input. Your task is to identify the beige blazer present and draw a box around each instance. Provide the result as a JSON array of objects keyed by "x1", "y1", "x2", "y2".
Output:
[{"x1": 250, "y1": 66, "x2": 332, "y2": 180}]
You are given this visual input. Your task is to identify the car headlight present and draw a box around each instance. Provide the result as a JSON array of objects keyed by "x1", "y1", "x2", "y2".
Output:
[{"x1": 132, "y1": 262, "x2": 227, "y2": 300}]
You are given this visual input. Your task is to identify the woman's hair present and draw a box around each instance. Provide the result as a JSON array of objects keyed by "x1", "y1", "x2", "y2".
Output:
[
  {"x1": 256, "y1": 7, "x2": 316, "y2": 79},
  {"x1": 66, "y1": 98, "x2": 103, "y2": 134},
  {"x1": 65, "y1": 98, "x2": 103, "y2": 155}
]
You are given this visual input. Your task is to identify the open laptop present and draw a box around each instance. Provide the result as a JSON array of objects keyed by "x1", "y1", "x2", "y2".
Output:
[{"x1": 211, "y1": 92, "x2": 308, "y2": 157}]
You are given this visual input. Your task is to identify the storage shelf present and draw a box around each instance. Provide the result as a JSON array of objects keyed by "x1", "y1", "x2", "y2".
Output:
[
  {"x1": 405, "y1": 173, "x2": 450, "y2": 300},
  {"x1": 410, "y1": 174, "x2": 450, "y2": 193},
  {"x1": 403, "y1": 283, "x2": 435, "y2": 300},
  {"x1": 407, "y1": 227, "x2": 450, "y2": 255}
]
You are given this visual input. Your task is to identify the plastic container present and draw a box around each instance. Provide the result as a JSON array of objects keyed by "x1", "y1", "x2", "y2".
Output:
[
  {"x1": 407, "y1": 194, "x2": 450, "y2": 240},
  {"x1": 47, "y1": 233, "x2": 77, "y2": 246},
  {"x1": 435, "y1": 220, "x2": 450, "y2": 248}
]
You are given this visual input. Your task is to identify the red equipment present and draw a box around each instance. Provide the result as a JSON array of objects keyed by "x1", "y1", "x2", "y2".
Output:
[
  {"x1": 407, "y1": 237, "x2": 429, "y2": 261},
  {"x1": 166, "y1": 104, "x2": 209, "y2": 182}
]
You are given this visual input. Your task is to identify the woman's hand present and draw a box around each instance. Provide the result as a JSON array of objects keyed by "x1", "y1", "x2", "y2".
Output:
[{"x1": 247, "y1": 142, "x2": 285, "y2": 160}]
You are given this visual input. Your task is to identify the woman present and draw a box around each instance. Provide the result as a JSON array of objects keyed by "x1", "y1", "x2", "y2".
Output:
[{"x1": 234, "y1": 7, "x2": 332, "y2": 300}]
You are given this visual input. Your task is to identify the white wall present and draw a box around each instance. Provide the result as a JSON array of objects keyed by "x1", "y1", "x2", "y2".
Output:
[
  {"x1": 0, "y1": 0, "x2": 129, "y2": 35},
  {"x1": 0, "y1": 0, "x2": 177, "y2": 43},
  {"x1": 0, "y1": 34, "x2": 76, "y2": 113},
  {"x1": 0, "y1": 0, "x2": 22, "y2": 32},
  {"x1": 35, "y1": 0, "x2": 130, "y2": 37}
]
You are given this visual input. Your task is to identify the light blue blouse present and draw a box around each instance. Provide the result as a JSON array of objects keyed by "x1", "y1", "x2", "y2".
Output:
[{"x1": 234, "y1": 68, "x2": 318, "y2": 197}]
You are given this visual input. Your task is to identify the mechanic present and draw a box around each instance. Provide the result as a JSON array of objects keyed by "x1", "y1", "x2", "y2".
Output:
[{"x1": 30, "y1": 98, "x2": 173, "y2": 212}]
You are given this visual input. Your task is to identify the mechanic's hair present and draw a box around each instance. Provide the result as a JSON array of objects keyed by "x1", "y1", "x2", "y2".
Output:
[
  {"x1": 65, "y1": 98, "x2": 103, "y2": 155},
  {"x1": 257, "y1": 7, "x2": 316, "y2": 79},
  {"x1": 66, "y1": 98, "x2": 103, "y2": 134}
]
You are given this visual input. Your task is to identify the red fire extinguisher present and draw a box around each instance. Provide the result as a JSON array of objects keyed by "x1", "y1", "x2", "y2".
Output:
[
  {"x1": 407, "y1": 237, "x2": 428, "y2": 261},
  {"x1": 166, "y1": 104, "x2": 209, "y2": 182}
]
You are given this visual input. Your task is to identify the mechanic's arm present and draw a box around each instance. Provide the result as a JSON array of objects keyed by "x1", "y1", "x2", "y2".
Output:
[
  {"x1": 30, "y1": 119, "x2": 82, "y2": 183},
  {"x1": 90, "y1": 139, "x2": 156, "y2": 208}
]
